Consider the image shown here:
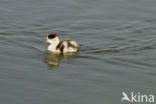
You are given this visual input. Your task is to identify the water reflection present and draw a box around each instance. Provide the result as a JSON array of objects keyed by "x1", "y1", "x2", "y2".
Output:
[
  {"x1": 44, "y1": 52, "x2": 77, "y2": 66},
  {"x1": 45, "y1": 52, "x2": 60, "y2": 66}
]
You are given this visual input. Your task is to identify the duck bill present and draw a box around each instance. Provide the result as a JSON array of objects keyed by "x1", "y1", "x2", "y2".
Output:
[{"x1": 44, "y1": 40, "x2": 48, "y2": 44}]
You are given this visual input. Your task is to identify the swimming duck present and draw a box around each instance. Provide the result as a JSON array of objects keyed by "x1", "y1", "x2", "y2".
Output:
[{"x1": 45, "y1": 32, "x2": 80, "y2": 53}]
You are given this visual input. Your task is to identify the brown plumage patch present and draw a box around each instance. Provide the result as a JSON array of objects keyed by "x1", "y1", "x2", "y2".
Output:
[
  {"x1": 60, "y1": 45, "x2": 65, "y2": 53},
  {"x1": 67, "y1": 40, "x2": 76, "y2": 48},
  {"x1": 56, "y1": 41, "x2": 64, "y2": 53},
  {"x1": 56, "y1": 40, "x2": 79, "y2": 53},
  {"x1": 56, "y1": 41, "x2": 63, "y2": 49}
]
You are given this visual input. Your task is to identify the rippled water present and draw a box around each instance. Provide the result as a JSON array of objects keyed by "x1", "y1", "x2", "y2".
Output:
[{"x1": 0, "y1": 0, "x2": 156, "y2": 104}]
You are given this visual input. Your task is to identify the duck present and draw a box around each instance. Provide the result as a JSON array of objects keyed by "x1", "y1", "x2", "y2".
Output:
[{"x1": 45, "y1": 32, "x2": 80, "y2": 53}]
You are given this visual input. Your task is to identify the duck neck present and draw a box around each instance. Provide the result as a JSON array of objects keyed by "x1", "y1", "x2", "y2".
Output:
[
  {"x1": 48, "y1": 41, "x2": 61, "y2": 53},
  {"x1": 49, "y1": 43, "x2": 59, "y2": 50}
]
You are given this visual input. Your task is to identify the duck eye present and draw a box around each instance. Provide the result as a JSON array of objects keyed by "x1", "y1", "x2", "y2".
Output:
[{"x1": 48, "y1": 34, "x2": 56, "y2": 39}]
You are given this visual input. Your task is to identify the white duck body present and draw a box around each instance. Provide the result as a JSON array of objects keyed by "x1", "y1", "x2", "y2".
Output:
[{"x1": 46, "y1": 33, "x2": 80, "y2": 53}]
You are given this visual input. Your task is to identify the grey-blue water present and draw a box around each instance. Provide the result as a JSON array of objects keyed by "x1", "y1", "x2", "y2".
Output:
[{"x1": 0, "y1": 0, "x2": 156, "y2": 104}]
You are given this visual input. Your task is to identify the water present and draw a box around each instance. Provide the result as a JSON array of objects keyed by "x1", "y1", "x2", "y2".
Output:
[{"x1": 0, "y1": 0, "x2": 156, "y2": 104}]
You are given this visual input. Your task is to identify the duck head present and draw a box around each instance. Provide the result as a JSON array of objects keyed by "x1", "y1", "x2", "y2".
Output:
[{"x1": 45, "y1": 32, "x2": 61, "y2": 46}]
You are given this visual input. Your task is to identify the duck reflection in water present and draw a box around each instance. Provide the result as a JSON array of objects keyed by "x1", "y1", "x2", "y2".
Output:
[
  {"x1": 45, "y1": 52, "x2": 60, "y2": 66},
  {"x1": 45, "y1": 52, "x2": 77, "y2": 66}
]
